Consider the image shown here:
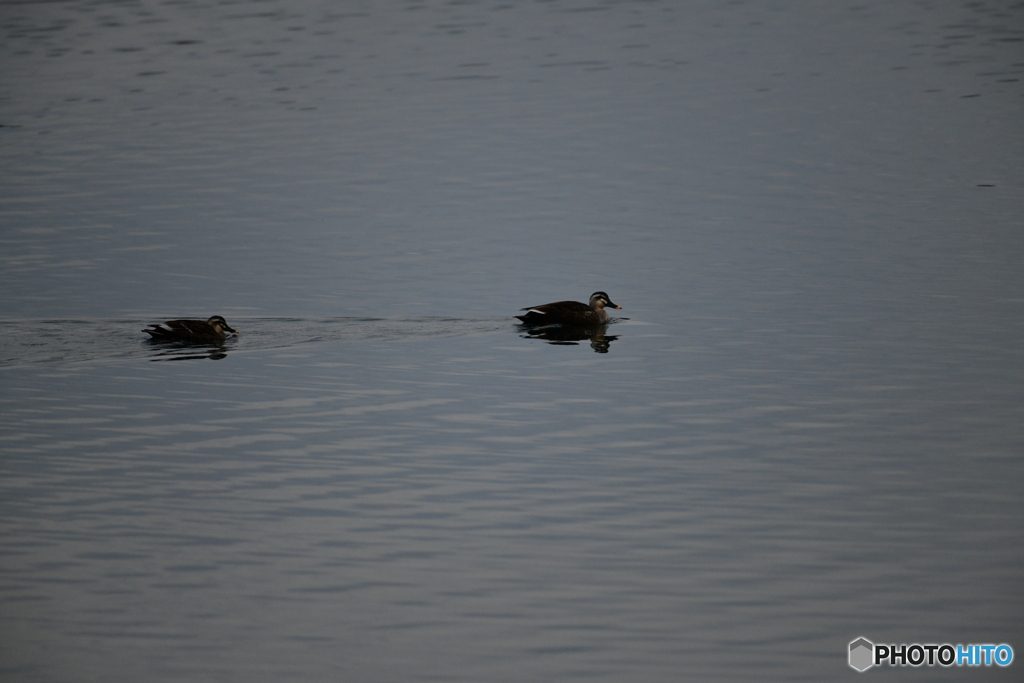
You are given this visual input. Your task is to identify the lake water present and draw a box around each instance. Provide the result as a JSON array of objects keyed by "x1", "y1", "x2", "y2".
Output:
[{"x1": 1, "y1": 0, "x2": 1022, "y2": 681}]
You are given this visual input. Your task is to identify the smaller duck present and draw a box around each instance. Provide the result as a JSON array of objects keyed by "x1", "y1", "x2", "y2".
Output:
[
  {"x1": 515, "y1": 291, "x2": 621, "y2": 326},
  {"x1": 143, "y1": 315, "x2": 238, "y2": 344}
]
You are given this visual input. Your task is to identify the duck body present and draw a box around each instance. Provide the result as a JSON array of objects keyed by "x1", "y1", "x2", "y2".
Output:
[
  {"x1": 143, "y1": 315, "x2": 237, "y2": 344},
  {"x1": 515, "y1": 291, "x2": 621, "y2": 326}
]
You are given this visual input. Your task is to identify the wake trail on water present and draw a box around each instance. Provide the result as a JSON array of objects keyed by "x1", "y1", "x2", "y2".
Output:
[{"x1": 0, "y1": 317, "x2": 512, "y2": 368}]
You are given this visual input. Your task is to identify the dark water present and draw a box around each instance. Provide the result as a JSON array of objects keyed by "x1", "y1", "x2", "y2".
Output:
[{"x1": 2, "y1": 1, "x2": 1023, "y2": 681}]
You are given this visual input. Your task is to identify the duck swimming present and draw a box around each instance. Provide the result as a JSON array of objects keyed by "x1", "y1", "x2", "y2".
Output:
[
  {"x1": 515, "y1": 291, "x2": 621, "y2": 326},
  {"x1": 143, "y1": 315, "x2": 238, "y2": 344}
]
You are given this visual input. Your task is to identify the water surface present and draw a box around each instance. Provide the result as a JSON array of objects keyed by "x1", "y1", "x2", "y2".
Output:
[{"x1": 1, "y1": 0, "x2": 1022, "y2": 681}]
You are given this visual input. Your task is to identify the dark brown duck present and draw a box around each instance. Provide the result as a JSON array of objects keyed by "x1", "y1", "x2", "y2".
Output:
[
  {"x1": 515, "y1": 291, "x2": 621, "y2": 326},
  {"x1": 143, "y1": 315, "x2": 238, "y2": 343}
]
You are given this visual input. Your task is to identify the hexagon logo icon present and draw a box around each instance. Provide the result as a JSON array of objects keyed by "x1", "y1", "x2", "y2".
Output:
[{"x1": 849, "y1": 637, "x2": 874, "y2": 672}]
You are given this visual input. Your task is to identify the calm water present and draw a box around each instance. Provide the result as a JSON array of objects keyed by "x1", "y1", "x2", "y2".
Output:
[{"x1": 2, "y1": 0, "x2": 1023, "y2": 681}]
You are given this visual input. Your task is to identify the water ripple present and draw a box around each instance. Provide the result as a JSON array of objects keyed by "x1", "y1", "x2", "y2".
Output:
[{"x1": 0, "y1": 317, "x2": 510, "y2": 368}]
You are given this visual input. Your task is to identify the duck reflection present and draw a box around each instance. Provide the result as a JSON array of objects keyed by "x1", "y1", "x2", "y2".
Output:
[
  {"x1": 519, "y1": 324, "x2": 620, "y2": 354},
  {"x1": 144, "y1": 341, "x2": 230, "y2": 361}
]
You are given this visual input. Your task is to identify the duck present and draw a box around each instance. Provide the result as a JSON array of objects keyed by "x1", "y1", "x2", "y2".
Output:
[
  {"x1": 143, "y1": 315, "x2": 238, "y2": 344},
  {"x1": 515, "y1": 291, "x2": 621, "y2": 326}
]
